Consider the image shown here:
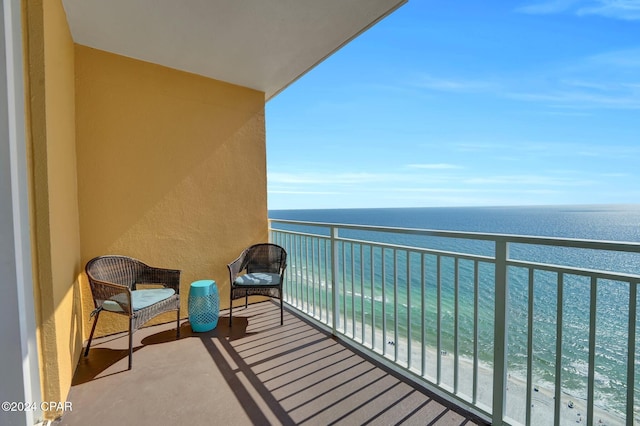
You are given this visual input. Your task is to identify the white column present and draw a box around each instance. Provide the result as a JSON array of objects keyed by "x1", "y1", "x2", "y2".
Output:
[{"x1": 0, "y1": 0, "x2": 41, "y2": 424}]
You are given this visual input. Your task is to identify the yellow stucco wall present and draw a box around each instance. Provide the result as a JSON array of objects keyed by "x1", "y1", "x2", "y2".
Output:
[
  {"x1": 23, "y1": 1, "x2": 268, "y2": 417},
  {"x1": 74, "y1": 45, "x2": 268, "y2": 337},
  {"x1": 23, "y1": 0, "x2": 82, "y2": 419}
]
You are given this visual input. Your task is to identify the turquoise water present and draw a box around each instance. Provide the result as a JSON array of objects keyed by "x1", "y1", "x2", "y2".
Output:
[{"x1": 270, "y1": 204, "x2": 640, "y2": 420}]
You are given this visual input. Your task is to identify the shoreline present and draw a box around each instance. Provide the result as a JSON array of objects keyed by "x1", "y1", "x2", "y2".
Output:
[{"x1": 345, "y1": 322, "x2": 629, "y2": 425}]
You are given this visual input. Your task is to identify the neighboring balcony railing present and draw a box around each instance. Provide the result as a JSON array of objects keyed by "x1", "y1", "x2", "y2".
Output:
[{"x1": 269, "y1": 218, "x2": 640, "y2": 426}]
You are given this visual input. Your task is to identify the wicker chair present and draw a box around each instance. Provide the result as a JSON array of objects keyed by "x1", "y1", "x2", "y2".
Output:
[
  {"x1": 84, "y1": 255, "x2": 181, "y2": 370},
  {"x1": 227, "y1": 243, "x2": 287, "y2": 327}
]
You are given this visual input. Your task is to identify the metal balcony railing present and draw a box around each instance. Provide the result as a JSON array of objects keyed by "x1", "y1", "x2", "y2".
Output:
[{"x1": 269, "y1": 218, "x2": 640, "y2": 426}]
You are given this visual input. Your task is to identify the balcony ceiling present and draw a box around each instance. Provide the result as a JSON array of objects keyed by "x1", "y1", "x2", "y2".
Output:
[{"x1": 61, "y1": 0, "x2": 406, "y2": 100}]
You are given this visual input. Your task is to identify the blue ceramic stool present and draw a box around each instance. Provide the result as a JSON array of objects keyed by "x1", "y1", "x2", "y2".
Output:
[{"x1": 188, "y1": 280, "x2": 219, "y2": 332}]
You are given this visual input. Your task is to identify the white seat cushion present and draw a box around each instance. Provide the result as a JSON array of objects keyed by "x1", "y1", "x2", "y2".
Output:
[
  {"x1": 233, "y1": 272, "x2": 280, "y2": 287},
  {"x1": 103, "y1": 288, "x2": 175, "y2": 313}
]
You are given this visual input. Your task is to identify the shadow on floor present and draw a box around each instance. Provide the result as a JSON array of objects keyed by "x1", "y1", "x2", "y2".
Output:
[{"x1": 62, "y1": 302, "x2": 482, "y2": 426}]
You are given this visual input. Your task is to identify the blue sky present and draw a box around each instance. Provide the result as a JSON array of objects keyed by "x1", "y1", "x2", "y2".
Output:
[{"x1": 265, "y1": 0, "x2": 640, "y2": 210}]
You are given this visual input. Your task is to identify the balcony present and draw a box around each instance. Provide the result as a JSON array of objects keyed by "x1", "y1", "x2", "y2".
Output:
[
  {"x1": 59, "y1": 302, "x2": 479, "y2": 425},
  {"x1": 57, "y1": 219, "x2": 639, "y2": 426},
  {"x1": 269, "y1": 219, "x2": 640, "y2": 426}
]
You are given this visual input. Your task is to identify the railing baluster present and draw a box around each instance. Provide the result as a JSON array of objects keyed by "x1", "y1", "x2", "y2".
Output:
[
  {"x1": 454, "y1": 257, "x2": 459, "y2": 394},
  {"x1": 407, "y1": 251, "x2": 412, "y2": 370},
  {"x1": 300, "y1": 234, "x2": 305, "y2": 309},
  {"x1": 311, "y1": 237, "x2": 316, "y2": 317},
  {"x1": 473, "y1": 260, "x2": 479, "y2": 405},
  {"x1": 554, "y1": 273, "x2": 564, "y2": 426},
  {"x1": 325, "y1": 238, "x2": 330, "y2": 324},
  {"x1": 382, "y1": 248, "x2": 387, "y2": 357},
  {"x1": 291, "y1": 232, "x2": 295, "y2": 305},
  {"x1": 285, "y1": 233, "x2": 289, "y2": 303},
  {"x1": 282, "y1": 232, "x2": 286, "y2": 302},
  {"x1": 587, "y1": 276, "x2": 597, "y2": 425},
  {"x1": 294, "y1": 234, "x2": 299, "y2": 307},
  {"x1": 318, "y1": 237, "x2": 322, "y2": 320},
  {"x1": 289, "y1": 232, "x2": 293, "y2": 303},
  {"x1": 300, "y1": 235, "x2": 304, "y2": 310},
  {"x1": 394, "y1": 249, "x2": 399, "y2": 362},
  {"x1": 312, "y1": 238, "x2": 322, "y2": 319},
  {"x1": 291, "y1": 233, "x2": 295, "y2": 306},
  {"x1": 305, "y1": 236, "x2": 310, "y2": 312},
  {"x1": 627, "y1": 280, "x2": 637, "y2": 423},
  {"x1": 371, "y1": 245, "x2": 376, "y2": 350},
  {"x1": 421, "y1": 253, "x2": 426, "y2": 378},
  {"x1": 341, "y1": 241, "x2": 347, "y2": 333},
  {"x1": 308, "y1": 237, "x2": 312, "y2": 316},
  {"x1": 361, "y1": 244, "x2": 365, "y2": 344},
  {"x1": 280, "y1": 232, "x2": 286, "y2": 302},
  {"x1": 285, "y1": 234, "x2": 294, "y2": 304},
  {"x1": 526, "y1": 268, "x2": 534, "y2": 426},
  {"x1": 437, "y1": 255, "x2": 442, "y2": 384},
  {"x1": 299, "y1": 234, "x2": 303, "y2": 308},
  {"x1": 331, "y1": 226, "x2": 339, "y2": 334},
  {"x1": 492, "y1": 240, "x2": 509, "y2": 426},
  {"x1": 351, "y1": 243, "x2": 356, "y2": 338}
]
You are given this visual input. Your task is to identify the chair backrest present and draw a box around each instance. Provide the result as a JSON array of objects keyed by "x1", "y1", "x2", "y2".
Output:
[
  {"x1": 243, "y1": 243, "x2": 287, "y2": 274},
  {"x1": 85, "y1": 255, "x2": 144, "y2": 290}
]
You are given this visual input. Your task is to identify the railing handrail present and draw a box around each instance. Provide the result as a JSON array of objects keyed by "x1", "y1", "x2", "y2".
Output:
[
  {"x1": 271, "y1": 227, "x2": 640, "y2": 282},
  {"x1": 269, "y1": 218, "x2": 640, "y2": 253}
]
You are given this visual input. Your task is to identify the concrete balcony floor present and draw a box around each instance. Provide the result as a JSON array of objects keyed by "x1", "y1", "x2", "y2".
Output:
[{"x1": 57, "y1": 301, "x2": 483, "y2": 426}]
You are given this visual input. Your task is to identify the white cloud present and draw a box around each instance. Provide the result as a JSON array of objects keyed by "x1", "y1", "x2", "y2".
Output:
[
  {"x1": 561, "y1": 79, "x2": 614, "y2": 91},
  {"x1": 517, "y1": 0, "x2": 640, "y2": 20},
  {"x1": 505, "y1": 89, "x2": 640, "y2": 109},
  {"x1": 517, "y1": 0, "x2": 581, "y2": 14},
  {"x1": 268, "y1": 190, "x2": 343, "y2": 195},
  {"x1": 501, "y1": 47, "x2": 640, "y2": 109},
  {"x1": 578, "y1": 0, "x2": 640, "y2": 20},
  {"x1": 454, "y1": 142, "x2": 510, "y2": 153},
  {"x1": 412, "y1": 74, "x2": 495, "y2": 93},
  {"x1": 600, "y1": 172, "x2": 631, "y2": 177},
  {"x1": 464, "y1": 174, "x2": 594, "y2": 186},
  {"x1": 268, "y1": 171, "x2": 403, "y2": 185},
  {"x1": 268, "y1": 169, "x2": 466, "y2": 193},
  {"x1": 384, "y1": 46, "x2": 640, "y2": 111},
  {"x1": 405, "y1": 163, "x2": 463, "y2": 170},
  {"x1": 586, "y1": 48, "x2": 640, "y2": 68}
]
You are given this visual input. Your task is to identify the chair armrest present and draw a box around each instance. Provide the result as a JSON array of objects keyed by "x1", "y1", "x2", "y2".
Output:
[
  {"x1": 138, "y1": 266, "x2": 181, "y2": 294},
  {"x1": 227, "y1": 254, "x2": 245, "y2": 286},
  {"x1": 89, "y1": 280, "x2": 133, "y2": 314}
]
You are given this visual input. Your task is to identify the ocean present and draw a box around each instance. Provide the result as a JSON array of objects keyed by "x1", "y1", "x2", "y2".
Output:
[
  {"x1": 270, "y1": 204, "x2": 640, "y2": 242},
  {"x1": 269, "y1": 204, "x2": 640, "y2": 422}
]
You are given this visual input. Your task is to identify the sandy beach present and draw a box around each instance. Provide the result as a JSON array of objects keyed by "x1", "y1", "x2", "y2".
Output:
[{"x1": 341, "y1": 321, "x2": 629, "y2": 425}]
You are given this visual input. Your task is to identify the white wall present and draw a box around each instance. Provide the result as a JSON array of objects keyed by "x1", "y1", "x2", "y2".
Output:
[{"x1": 0, "y1": 0, "x2": 41, "y2": 424}]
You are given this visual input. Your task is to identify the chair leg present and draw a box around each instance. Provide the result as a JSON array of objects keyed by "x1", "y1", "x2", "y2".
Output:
[
  {"x1": 176, "y1": 306, "x2": 180, "y2": 339},
  {"x1": 84, "y1": 310, "x2": 101, "y2": 357},
  {"x1": 229, "y1": 298, "x2": 233, "y2": 327},
  {"x1": 280, "y1": 296, "x2": 283, "y2": 326},
  {"x1": 245, "y1": 293, "x2": 248, "y2": 308},
  {"x1": 128, "y1": 317, "x2": 134, "y2": 370}
]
